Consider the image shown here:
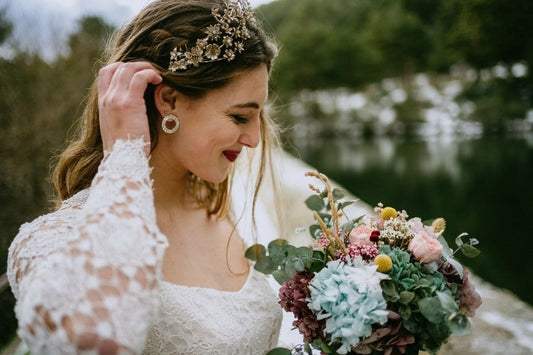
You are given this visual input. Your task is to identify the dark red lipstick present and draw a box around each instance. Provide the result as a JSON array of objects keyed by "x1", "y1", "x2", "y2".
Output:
[{"x1": 223, "y1": 150, "x2": 240, "y2": 162}]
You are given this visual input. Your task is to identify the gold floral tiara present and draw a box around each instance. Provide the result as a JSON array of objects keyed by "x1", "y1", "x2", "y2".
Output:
[{"x1": 168, "y1": 0, "x2": 256, "y2": 71}]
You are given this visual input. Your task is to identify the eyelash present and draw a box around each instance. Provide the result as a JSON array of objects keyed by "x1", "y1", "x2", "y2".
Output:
[{"x1": 231, "y1": 115, "x2": 249, "y2": 124}]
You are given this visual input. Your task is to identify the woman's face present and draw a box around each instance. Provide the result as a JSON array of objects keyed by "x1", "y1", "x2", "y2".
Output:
[{"x1": 159, "y1": 64, "x2": 269, "y2": 183}]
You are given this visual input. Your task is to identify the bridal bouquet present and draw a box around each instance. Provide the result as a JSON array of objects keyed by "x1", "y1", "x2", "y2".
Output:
[{"x1": 246, "y1": 171, "x2": 481, "y2": 355}]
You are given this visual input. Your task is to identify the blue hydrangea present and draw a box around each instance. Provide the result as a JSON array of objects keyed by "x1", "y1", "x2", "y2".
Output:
[{"x1": 307, "y1": 259, "x2": 389, "y2": 354}]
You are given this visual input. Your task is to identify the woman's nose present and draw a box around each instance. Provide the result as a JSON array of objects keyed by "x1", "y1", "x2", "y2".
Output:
[{"x1": 239, "y1": 118, "x2": 261, "y2": 148}]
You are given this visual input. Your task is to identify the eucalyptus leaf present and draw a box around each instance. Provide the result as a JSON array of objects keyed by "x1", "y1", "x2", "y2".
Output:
[
  {"x1": 305, "y1": 195, "x2": 325, "y2": 212},
  {"x1": 268, "y1": 245, "x2": 289, "y2": 265},
  {"x1": 332, "y1": 188, "x2": 346, "y2": 200},
  {"x1": 460, "y1": 244, "x2": 481, "y2": 258},
  {"x1": 437, "y1": 291, "x2": 459, "y2": 313},
  {"x1": 272, "y1": 269, "x2": 294, "y2": 284},
  {"x1": 292, "y1": 258, "x2": 305, "y2": 272},
  {"x1": 310, "y1": 250, "x2": 327, "y2": 272},
  {"x1": 444, "y1": 256, "x2": 464, "y2": 279},
  {"x1": 267, "y1": 348, "x2": 292, "y2": 355},
  {"x1": 437, "y1": 235, "x2": 453, "y2": 258},
  {"x1": 244, "y1": 244, "x2": 266, "y2": 262},
  {"x1": 469, "y1": 237, "x2": 480, "y2": 246},
  {"x1": 447, "y1": 313, "x2": 471, "y2": 336},
  {"x1": 268, "y1": 239, "x2": 289, "y2": 249},
  {"x1": 340, "y1": 200, "x2": 354, "y2": 209},
  {"x1": 340, "y1": 221, "x2": 355, "y2": 233},
  {"x1": 419, "y1": 297, "x2": 446, "y2": 323},
  {"x1": 318, "y1": 212, "x2": 332, "y2": 223},
  {"x1": 455, "y1": 232, "x2": 469, "y2": 247},
  {"x1": 254, "y1": 256, "x2": 277, "y2": 274},
  {"x1": 309, "y1": 224, "x2": 321, "y2": 239}
]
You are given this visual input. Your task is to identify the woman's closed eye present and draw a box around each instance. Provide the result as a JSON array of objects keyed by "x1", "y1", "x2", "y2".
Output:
[{"x1": 231, "y1": 115, "x2": 249, "y2": 124}]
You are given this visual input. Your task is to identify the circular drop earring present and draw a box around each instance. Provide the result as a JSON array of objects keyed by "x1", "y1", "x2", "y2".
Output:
[{"x1": 162, "y1": 114, "x2": 179, "y2": 134}]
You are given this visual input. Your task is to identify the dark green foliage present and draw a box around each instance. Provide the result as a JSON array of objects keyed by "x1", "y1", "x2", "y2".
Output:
[
  {"x1": 458, "y1": 75, "x2": 533, "y2": 133},
  {"x1": 0, "y1": 15, "x2": 115, "y2": 350},
  {"x1": 257, "y1": 0, "x2": 532, "y2": 95},
  {"x1": 245, "y1": 239, "x2": 327, "y2": 284}
]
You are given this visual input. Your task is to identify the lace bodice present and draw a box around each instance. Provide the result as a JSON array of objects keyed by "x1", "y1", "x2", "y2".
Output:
[
  {"x1": 144, "y1": 270, "x2": 281, "y2": 354},
  {"x1": 7, "y1": 139, "x2": 281, "y2": 354}
]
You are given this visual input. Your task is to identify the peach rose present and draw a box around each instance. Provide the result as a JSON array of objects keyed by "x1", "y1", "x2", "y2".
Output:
[
  {"x1": 348, "y1": 225, "x2": 374, "y2": 246},
  {"x1": 408, "y1": 229, "x2": 443, "y2": 263}
]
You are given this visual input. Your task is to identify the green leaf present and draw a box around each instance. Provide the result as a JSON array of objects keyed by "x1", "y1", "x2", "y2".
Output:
[
  {"x1": 309, "y1": 250, "x2": 327, "y2": 272},
  {"x1": 254, "y1": 256, "x2": 277, "y2": 274},
  {"x1": 447, "y1": 313, "x2": 471, "y2": 336},
  {"x1": 340, "y1": 200, "x2": 354, "y2": 209},
  {"x1": 444, "y1": 256, "x2": 464, "y2": 279},
  {"x1": 272, "y1": 269, "x2": 294, "y2": 284},
  {"x1": 267, "y1": 348, "x2": 292, "y2": 355},
  {"x1": 332, "y1": 188, "x2": 346, "y2": 200},
  {"x1": 399, "y1": 291, "x2": 415, "y2": 304},
  {"x1": 438, "y1": 235, "x2": 453, "y2": 258},
  {"x1": 419, "y1": 297, "x2": 446, "y2": 323},
  {"x1": 292, "y1": 258, "x2": 305, "y2": 272},
  {"x1": 437, "y1": 291, "x2": 459, "y2": 313},
  {"x1": 381, "y1": 279, "x2": 399, "y2": 301},
  {"x1": 309, "y1": 224, "x2": 321, "y2": 239},
  {"x1": 268, "y1": 239, "x2": 289, "y2": 249},
  {"x1": 318, "y1": 212, "x2": 332, "y2": 223},
  {"x1": 399, "y1": 304, "x2": 411, "y2": 319},
  {"x1": 267, "y1": 239, "x2": 291, "y2": 265},
  {"x1": 460, "y1": 244, "x2": 481, "y2": 258},
  {"x1": 245, "y1": 244, "x2": 266, "y2": 261},
  {"x1": 455, "y1": 232, "x2": 468, "y2": 247},
  {"x1": 340, "y1": 221, "x2": 355, "y2": 233},
  {"x1": 305, "y1": 195, "x2": 325, "y2": 211}
]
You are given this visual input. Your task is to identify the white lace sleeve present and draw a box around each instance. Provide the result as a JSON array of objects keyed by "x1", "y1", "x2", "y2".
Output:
[{"x1": 7, "y1": 139, "x2": 168, "y2": 355}]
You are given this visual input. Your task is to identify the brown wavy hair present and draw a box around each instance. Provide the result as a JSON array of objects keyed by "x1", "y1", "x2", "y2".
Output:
[{"x1": 52, "y1": 0, "x2": 279, "y2": 218}]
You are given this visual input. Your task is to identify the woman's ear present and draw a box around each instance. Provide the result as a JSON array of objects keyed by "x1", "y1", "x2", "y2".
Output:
[{"x1": 154, "y1": 84, "x2": 179, "y2": 115}]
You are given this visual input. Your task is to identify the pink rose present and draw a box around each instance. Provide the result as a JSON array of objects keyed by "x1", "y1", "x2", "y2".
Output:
[
  {"x1": 348, "y1": 225, "x2": 374, "y2": 246},
  {"x1": 410, "y1": 217, "x2": 437, "y2": 238},
  {"x1": 408, "y1": 229, "x2": 443, "y2": 263}
]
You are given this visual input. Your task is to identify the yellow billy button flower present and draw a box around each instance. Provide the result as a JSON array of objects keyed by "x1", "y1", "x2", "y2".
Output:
[
  {"x1": 381, "y1": 207, "x2": 397, "y2": 220},
  {"x1": 374, "y1": 254, "x2": 393, "y2": 273},
  {"x1": 432, "y1": 218, "x2": 446, "y2": 233}
]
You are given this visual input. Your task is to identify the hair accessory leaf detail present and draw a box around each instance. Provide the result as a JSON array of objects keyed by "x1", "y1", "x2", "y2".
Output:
[{"x1": 168, "y1": 0, "x2": 255, "y2": 71}]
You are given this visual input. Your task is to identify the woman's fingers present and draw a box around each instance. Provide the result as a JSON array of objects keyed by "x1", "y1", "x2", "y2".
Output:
[
  {"x1": 129, "y1": 68, "x2": 163, "y2": 96},
  {"x1": 97, "y1": 62, "x2": 122, "y2": 98},
  {"x1": 105, "y1": 62, "x2": 161, "y2": 95},
  {"x1": 97, "y1": 61, "x2": 163, "y2": 155}
]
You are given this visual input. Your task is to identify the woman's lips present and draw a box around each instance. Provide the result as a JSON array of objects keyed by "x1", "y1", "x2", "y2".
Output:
[{"x1": 223, "y1": 150, "x2": 240, "y2": 162}]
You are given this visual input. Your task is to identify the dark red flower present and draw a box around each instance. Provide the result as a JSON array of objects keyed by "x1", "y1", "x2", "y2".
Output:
[
  {"x1": 278, "y1": 271, "x2": 326, "y2": 342},
  {"x1": 370, "y1": 230, "x2": 381, "y2": 243},
  {"x1": 353, "y1": 311, "x2": 416, "y2": 355}
]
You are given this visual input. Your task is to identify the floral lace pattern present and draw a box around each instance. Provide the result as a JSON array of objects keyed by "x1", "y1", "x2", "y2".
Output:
[
  {"x1": 7, "y1": 138, "x2": 281, "y2": 354},
  {"x1": 143, "y1": 270, "x2": 281, "y2": 354}
]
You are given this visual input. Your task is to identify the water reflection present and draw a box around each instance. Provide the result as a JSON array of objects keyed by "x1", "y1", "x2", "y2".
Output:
[{"x1": 289, "y1": 134, "x2": 533, "y2": 306}]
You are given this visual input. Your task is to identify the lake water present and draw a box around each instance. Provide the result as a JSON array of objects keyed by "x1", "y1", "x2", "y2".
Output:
[{"x1": 287, "y1": 133, "x2": 533, "y2": 306}]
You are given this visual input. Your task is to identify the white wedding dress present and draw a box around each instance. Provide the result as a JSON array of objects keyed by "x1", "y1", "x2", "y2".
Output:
[{"x1": 7, "y1": 139, "x2": 282, "y2": 354}]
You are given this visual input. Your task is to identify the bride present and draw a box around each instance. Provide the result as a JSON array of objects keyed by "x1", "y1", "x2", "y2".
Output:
[{"x1": 7, "y1": 0, "x2": 284, "y2": 353}]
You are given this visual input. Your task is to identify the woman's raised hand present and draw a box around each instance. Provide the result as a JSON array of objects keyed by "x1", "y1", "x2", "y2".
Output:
[{"x1": 97, "y1": 62, "x2": 163, "y2": 156}]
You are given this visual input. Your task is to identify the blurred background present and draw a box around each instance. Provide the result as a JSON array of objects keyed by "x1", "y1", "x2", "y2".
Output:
[{"x1": 1, "y1": 0, "x2": 532, "y2": 351}]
